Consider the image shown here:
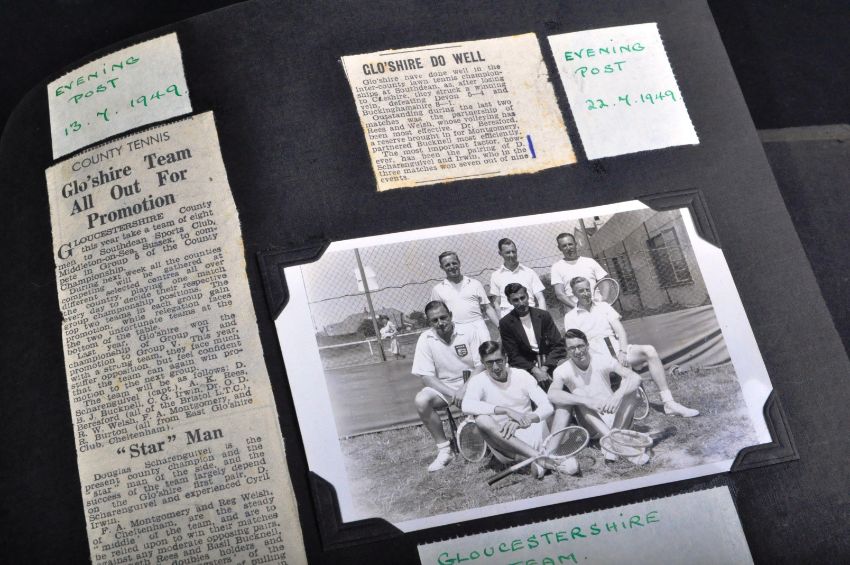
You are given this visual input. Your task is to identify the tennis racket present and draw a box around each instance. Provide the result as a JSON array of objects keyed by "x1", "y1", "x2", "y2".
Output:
[
  {"x1": 600, "y1": 428, "x2": 653, "y2": 458},
  {"x1": 456, "y1": 417, "x2": 488, "y2": 462},
  {"x1": 634, "y1": 385, "x2": 650, "y2": 421},
  {"x1": 445, "y1": 370, "x2": 473, "y2": 454},
  {"x1": 488, "y1": 426, "x2": 589, "y2": 485},
  {"x1": 594, "y1": 277, "x2": 620, "y2": 305},
  {"x1": 445, "y1": 409, "x2": 460, "y2": 454}
]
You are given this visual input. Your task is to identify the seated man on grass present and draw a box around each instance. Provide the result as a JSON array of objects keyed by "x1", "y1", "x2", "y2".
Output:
[
  {"x1": 563, "y1": 276, "x2": 698, "y2": 418},
  {"x1": 463, "y1": 341, "x2": 579, "y2": 478},
  {"x1": 412, "y1": 300, "x2": 483, "y2": 472},
  {"x1": 549, "y1": 329, "x2": 650, "y2": 465}
]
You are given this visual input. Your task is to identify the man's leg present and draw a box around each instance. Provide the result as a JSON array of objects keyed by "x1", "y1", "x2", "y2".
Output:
[
  {"x1": 475, "y1": 415, "x2": 540, "y2": 461},
  {"x1": 628, "y1": 345, "x2": 699, "y2": 417},
  {"x1": 574, "y1": 405, "x2": 618, "y2": 461},
  {"x1": 414, "y1": 388, "x2": 454, "y2": 471},
  {"x1": 549, "y1": 407, "x2": 572, "y2": 434},
  {"x1": 539, "y1": 408, "x2": 580, "y2": 476},
  {"x1": 612, "y1": 392, "x2": 651, "y2": 465},
  {"x1": 612, "y1": 390, "x2": 639, "y2": 430}
]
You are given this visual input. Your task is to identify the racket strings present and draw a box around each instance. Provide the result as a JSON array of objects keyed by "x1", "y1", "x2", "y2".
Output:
[
  {"x1": 608, "y1": 429, "x2": 653, "y2": 448},
  {"x1": 547, "y1": 428, "x2": 589, "y2": 457},
  {"x1": 600, "y1": 435, "x2": 644, "y2": 457},
  {"x1": 457, "y1": 424, "x2": 486, "y2": 461},
  {"x1": 595, "y1": 278, "x2": 619, "y2": 303}
]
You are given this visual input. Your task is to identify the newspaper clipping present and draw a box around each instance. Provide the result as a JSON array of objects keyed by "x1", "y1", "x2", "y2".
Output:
[
  {"x1": 342, "y1": 33, "x2": 576, "y2": 191},
  {"x1": 45, "y1": 112, "x2": 306, "y2": 564}
]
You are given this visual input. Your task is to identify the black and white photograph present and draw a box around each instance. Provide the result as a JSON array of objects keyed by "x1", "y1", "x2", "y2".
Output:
[{"x1": 276, "y1": 200, "x2": 773, "y2": 530}]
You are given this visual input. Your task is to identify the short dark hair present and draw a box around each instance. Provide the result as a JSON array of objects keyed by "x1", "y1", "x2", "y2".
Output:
[
  {"x1": 504, "y1": 282, "x2": 527, "y2": 298},
  {"x1": 478, "y1": 340, "x2": 502, "y2": 357},
  {"x1": 424, "y1": 300, "x2": 450, "y2": 317},
  {"x1": 556, "y1": 232, "x2": 575, "y2": 243},
  {"x1": 497, "y1": 238, "x2": 515, "y2": 251},
  {"x1": 564, "y1": 328, "x2": 588, "y2": 344},
  {"x1": 569, "y1": 276, "x2": 590, "y2": 289},
  {"x1": 438, "y1": 251, "x2": 458, "y2": 265}
]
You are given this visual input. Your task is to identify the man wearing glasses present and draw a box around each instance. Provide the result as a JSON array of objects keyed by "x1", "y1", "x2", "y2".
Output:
[
  {"x1": 548, "y1": 329, "x2": 650, "y2": 464},
  {"x1": 564, "y1": 276, "x2": 698, "y2": 418},
  {"x1": 463, "y1": 341, "x2": 579, "y2": 478}
]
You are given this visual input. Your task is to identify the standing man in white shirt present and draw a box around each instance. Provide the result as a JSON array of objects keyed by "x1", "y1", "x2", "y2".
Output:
[
  {"x1": 412, "y1": 300, "x2": 484, "y2": 471},
  {"x1": 489, "y1": 238, "x2": 547, "y2": 319},
  {"x1": 564, "y1": 277, "x2": 699, "y2": 418},
  {"x1": 550, "y1": 233, "x2": 608, "y2": 311},
  {"x1": 463, "y1": 341, "x2": 578, "y2": 478},
  {"x1": 430, "y1": 251, "x2": 500, "y2": 345}
]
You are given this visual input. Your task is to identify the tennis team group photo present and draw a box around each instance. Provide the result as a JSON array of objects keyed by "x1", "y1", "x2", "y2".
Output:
[{"x1": 287, "y1": 204, "x2": 769, "y2": 525}]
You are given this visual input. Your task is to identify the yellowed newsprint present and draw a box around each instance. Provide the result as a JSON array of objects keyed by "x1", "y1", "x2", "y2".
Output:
[
  {"x1": 45, "y1": 112, "x2": 306, "y2": 564},
  {"x1": 342, "y1": 33, "x2": 575, "y2": 191}
]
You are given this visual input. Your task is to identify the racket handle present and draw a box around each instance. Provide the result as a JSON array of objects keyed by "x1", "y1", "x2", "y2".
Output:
[
  {"x1": 446, "y1": 411, "x2": 459, "y2": 453},
  {"x1": 487, "y1": 456, "x2": 538, "y2": 485},
  {"x1": 535, "y1": 353, "x2": 546, "y2": 368}
]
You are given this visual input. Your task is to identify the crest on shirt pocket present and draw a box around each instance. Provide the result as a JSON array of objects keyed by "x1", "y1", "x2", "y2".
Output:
[{"x1": 454, "y1": 344, "x2": 468, "y2": 357}]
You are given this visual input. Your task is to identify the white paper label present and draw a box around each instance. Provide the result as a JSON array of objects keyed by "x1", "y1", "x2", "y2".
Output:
[
  {"x1": 418, "y1": 487, "x2": 752, "y2": 565},
  {"x1": 48, "y1": 33, "x2": 192, "y2": 158},
  {"x1": 548, "y1": 23, "x2": 698, "y2": 159}
]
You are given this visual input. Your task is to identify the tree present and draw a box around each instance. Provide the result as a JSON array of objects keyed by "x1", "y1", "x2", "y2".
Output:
[
  {"x1": 408, "y1": 310, "x2": 427, "y2": 329},
  {"x1": 357, "y1": 317, "x2": 376, "y2": 337},
  {"x1": 540, "y1": 273, "x2": 558, "y2": 313}
]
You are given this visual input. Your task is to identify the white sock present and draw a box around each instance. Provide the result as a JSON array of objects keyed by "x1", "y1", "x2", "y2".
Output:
[
  {"x1": 660, "y1": 390, "x2": 674, "y2": 404},
  {"x1": 436, "y1": 441, "x2": 451, "y2": 451}
]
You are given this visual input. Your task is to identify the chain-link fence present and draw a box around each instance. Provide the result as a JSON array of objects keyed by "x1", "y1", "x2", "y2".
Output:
[{"x1": 301, "y1": 209, "x2": 709, "y2": 370}]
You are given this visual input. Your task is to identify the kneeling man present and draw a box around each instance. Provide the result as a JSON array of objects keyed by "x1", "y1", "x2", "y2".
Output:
[
  {"x1": 549, "y1": 329, "x2": 650, "y2": 464},
  {"x1": 413, "y1": 301, "x2": 483, "y2": 471},
  {"x1": 463, "y1": 341, "x2": 578, "y2": 478}
]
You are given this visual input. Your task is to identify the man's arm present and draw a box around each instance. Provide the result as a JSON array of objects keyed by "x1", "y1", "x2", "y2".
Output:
[
  {"x1": 472, "y1": 280, "x2": 500, "y2": 327},
  {"x1": 600, "y1": 363, "x2": 641, "y2": 413},
  {"x1": 552, "y1": 283, "x2": 576, "y2": 309},
  {"x1": 488, "y1": 273, "x2": 501, "y2": 313},
  {"x1": 530, "y1": 272, "x2": 547, "y2": 311},
  {"x1": 499, "y1": 319, "x2": 534, "y2": 371},
  {"x1": 611, "y1": 363, "x2": 641, "y2": 395},
  {"x1": 482, "y1": 302, "x2": 500, "y2": 327},
  {"x1": 593, "y1": 260, "x2": 609, "y2": 281},
  {"x1": 609, "y1": 316, "x2": 631, "y2": 367},
  {"x1": 526, "y1": 378, "x2": 554, "y2": 422},
  {"x1": 534, "y1": 291, "x2": 547, "y2": 312},
  {"x1": 418, "y1": 373, "x2": 458, "y2": 400},
  {"x1": 460, "y1": 376, "x2": 492, "y2": 415},
  {"x1": 540, "y1": 313, "x2": 566, "y2": 368}
]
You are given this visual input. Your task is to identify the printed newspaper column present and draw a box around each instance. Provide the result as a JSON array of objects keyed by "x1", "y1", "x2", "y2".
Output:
[
  {"x1": 45, "y1": 112, "x2": 307, "y2": 564},
  {"x1": 342, "y1": 34, "x2": 575, "y2": 191}
]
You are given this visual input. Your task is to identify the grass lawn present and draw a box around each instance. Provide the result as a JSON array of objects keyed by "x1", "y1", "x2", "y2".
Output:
[{"x1": 339, "y1": 363, "x2": 757, "y2": 523}]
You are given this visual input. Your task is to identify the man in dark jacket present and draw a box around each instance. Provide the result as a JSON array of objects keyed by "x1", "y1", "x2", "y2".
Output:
[{"x1": 498, "y1": 283, "x2": 565, "y2": 391}]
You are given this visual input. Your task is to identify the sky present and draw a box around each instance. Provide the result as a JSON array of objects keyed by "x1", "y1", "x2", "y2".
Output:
[{"x1": 300, "y1": 216, "x2": 597, "y2": 331}]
